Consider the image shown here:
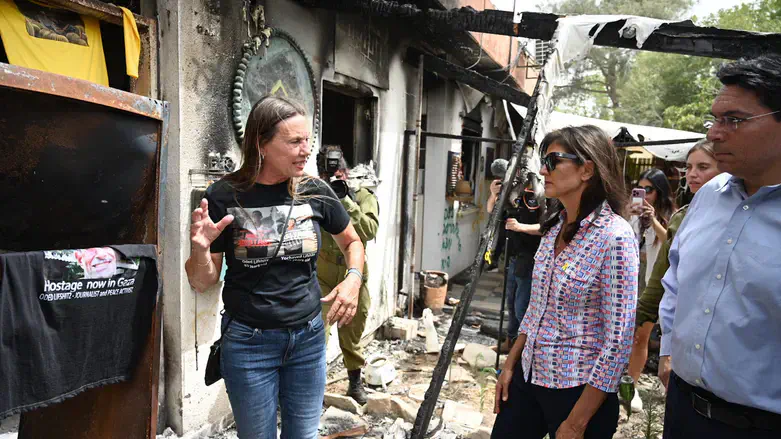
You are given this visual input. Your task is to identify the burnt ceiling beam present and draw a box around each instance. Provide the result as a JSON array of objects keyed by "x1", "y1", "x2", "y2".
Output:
[
  {"x1": 297, "y1": 0, "x2": 781, "y2": 59},
  {"x1": 423, "y1": 54, "x2": 531, "y2": 107}
]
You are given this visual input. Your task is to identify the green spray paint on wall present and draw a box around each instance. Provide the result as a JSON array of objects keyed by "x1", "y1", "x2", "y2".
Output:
[{"x1": 440, "y1": 205, "x2": 462, "y2": 271}]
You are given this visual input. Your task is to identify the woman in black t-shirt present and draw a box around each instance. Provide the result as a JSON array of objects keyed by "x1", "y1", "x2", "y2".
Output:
[{"x1": 185, "y1": 96, "x2": 365, "y2": 439}]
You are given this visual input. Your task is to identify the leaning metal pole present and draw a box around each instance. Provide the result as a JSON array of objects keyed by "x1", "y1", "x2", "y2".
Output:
[{"x1": 410, "y1": 72, "x2": 546, "y2": 438}]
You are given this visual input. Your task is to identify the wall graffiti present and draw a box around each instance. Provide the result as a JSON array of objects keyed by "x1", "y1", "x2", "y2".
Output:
[{"x1": 440, "y1": 205, "x2": 462, "y2": 271}]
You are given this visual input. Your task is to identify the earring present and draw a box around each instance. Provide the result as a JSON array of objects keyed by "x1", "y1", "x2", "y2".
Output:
[{"x1": 260, "y1": 152, "x2": 265, "y2": 161}]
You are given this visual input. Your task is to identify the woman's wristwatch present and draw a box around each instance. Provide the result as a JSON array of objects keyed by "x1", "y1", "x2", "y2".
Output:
[{"x1": 345, "y1": 268, "x2": 363, "y2": 283}]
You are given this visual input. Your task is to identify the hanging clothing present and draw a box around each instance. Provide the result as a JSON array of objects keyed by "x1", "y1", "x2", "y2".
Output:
[
  {"x1": 119, "y1": 6, "x2": 139, "y2": 79},
  {"x1": 0, "y1": 0, "x2": 108, "y2": 85},
  {"x1": 0, "y1": 244, "x2": 159, "y2": 419}
]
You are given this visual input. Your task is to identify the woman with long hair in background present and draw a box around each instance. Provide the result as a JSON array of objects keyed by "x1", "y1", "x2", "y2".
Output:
[{"x1": 627, "y1": 140, "x2": 720, "y2": 401}]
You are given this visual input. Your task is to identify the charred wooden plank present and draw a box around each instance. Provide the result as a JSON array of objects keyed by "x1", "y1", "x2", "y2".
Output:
[
  {"x1": 423, "y1": 55, "x2": 531, "y2": 107},
  {"x1": 298, "y1": 0, "x2": 781, "y2": 59}
]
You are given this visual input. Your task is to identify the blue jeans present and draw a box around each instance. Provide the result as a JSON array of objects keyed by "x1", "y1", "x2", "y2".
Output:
[
  {"x1": 220, "y1": 313, "x2": 326, "y2": 439},
  {"x1": 505, "y1": 257, "x2": 532, "y2": 338}
]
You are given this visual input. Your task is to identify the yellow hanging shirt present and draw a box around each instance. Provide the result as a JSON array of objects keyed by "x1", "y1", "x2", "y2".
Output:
[
  {"x1": 0, "y1": 0, "x2": 108, "y2": 86},
  {"x1": 119, "y1": 6, "x2": 139, "y2": 79}
]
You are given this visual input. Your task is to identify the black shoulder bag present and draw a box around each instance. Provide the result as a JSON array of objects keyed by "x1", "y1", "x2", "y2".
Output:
[{"x1": 205, "y1": 198, "x2": 296, "y2": 386}]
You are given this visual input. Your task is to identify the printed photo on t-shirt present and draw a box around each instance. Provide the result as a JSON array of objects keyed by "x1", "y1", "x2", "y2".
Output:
[
  {"x1": 15, "y1": 0, "x2": 89, "y2": 46},
  {"x1": 229, "y1": 204, "x2": 318, "y2": 268},
  {"x1": 40, "y1": 248, "x2": 141, "y2": 302},
  {"x1": 44, "y1": 247, "x2": 139, "y2": 280}
]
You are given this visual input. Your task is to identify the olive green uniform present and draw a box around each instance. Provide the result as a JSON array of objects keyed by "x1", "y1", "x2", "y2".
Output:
[{"x1": 318, "y1": 187, "x2": 379, "y2": 371}]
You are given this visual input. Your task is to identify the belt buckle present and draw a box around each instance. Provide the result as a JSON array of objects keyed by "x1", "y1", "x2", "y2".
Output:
[{"x1": 692, "y1": 393, "x2": 712, "y2": 419}]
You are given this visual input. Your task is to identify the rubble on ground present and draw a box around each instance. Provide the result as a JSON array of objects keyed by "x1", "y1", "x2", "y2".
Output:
[{"x1": 197, "y1": 302, "x2": 666, "y2": 438}]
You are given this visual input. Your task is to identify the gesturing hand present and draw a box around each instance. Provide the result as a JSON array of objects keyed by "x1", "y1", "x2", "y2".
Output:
[
  {"x1": 190, "y1": 198, "x2": 234, "y2": 252},
  {"x1": 321, "y1": 275, "x2": 361, "y2": 328}
]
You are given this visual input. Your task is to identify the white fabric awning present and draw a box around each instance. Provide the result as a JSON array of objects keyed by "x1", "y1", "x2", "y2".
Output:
[{"x1": 510, "y1": 103, "x2": 703, "y2": 162}]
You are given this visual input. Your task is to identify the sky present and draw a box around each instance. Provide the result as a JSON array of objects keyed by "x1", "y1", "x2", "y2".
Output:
[{"x1": 491, "y1": 0, "x2": 754, "y2": 19}]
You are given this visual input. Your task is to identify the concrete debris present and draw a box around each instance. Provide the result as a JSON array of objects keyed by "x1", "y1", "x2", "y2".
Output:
[
  {"x1": 366, "y1": 392, "x2": 394, "y2": 417},
  {"x1": 321, "y1": 425, "x2": 370, "y2": 439},
  {"x1": 462, "y1": 343, "x2": 497, "y2": 369},
  {"x1": 442, "y1": 400, "x2": 483, "y2": 430},
  {"x1": 445, "y1": 364, "x2": 476, "y2": 384},
  {"x1": 390, "y1": 396, "x2": 419, "y2": 424},
  {"x1": 465, "y1": 426, "x2": 492, "y2": 439},
  {"x1": 422, "y1": 309, "x2": 441, "y2": 353},
  {"x1": 324, "y1": 392, "x2": 364, "y2": 415},
  {"x1": 365, "y1": 392, "x2": 419, "y2": 424},
  {"x1": 384, "y1": 317, "x2": 419, "y2": 341},
  {"x1": 319, "y1": 407, "x2": 369, "y2": 437},
  {"x1": 454, "y1": 343, "x2": 467, "y2": 353},
  {"x1": 408, "y1": 383, "x2": 429, "y2": 402},
  {"x1": 382, "y1": 418, "x2": 409, "y2": 439}
]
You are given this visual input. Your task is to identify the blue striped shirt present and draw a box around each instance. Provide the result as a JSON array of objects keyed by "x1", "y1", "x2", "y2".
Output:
[{"x1": 660, "y1": 172, "x2": 781, "y2": 414}]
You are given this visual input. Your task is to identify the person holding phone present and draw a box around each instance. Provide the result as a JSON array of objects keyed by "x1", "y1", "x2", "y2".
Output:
[
  {"x1": 626, "y1": 169, "x2": 674, "y2": 410},
  {"x1": 631, "y1": 169, "x2": 675, "y2": 286},
  {"x1": 625, "y1": 141, "x2": 719, "y2": 410},
  {"x1": 491, "y1": 125, "x2": 638, "y2": 439}
]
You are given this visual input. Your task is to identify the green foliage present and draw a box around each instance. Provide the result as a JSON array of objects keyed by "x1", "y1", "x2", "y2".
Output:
[
  {"x1": 546, "y1": 0, "x2": 781, "y2": 130},
  {"x1": 544, "y1": 0, "x2": 695, "y2": 112}
]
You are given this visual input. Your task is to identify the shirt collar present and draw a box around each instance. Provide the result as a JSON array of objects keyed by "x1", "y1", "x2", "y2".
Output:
[
  {"x1": 718, "y1": 174, "x2": 781, "y2": 197},
  {"x1": 561, "y1": 200, "x2": 611, "y2": 229}
]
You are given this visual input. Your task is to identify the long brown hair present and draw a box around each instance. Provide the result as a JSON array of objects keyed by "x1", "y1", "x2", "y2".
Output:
[
  {"x1": 540, "y1": 125, "x2": 629, "y2": 243},
  {"x1": 686, "y1": 139, "x2": 715, "y2": 160},
  {"x1": 225, "y1": 95, "x2": 309, "y2": 194}
]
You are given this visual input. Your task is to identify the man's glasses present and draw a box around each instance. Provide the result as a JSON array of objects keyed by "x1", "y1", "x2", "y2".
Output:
[
  {"x1": 703, "y1": 110, "x2": 780, "y2": 131},
  {"x1": 541, "y1": 152, "x2": 581, "y2": 172},
  {"x1": 635, "y1": 185, "x2": 655, "y2": 193}
]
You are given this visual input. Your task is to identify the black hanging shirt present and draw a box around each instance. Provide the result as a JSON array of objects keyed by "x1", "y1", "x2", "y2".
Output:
[{"x1": 0, "y1": 244, "x2": 159, "y2": 419}]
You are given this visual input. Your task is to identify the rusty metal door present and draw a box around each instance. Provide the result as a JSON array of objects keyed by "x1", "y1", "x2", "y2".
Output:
[{"x1": 0, "y1": 62, "x2": 168, "y2": 439}]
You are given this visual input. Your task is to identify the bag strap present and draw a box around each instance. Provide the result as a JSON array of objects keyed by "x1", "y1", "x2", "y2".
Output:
[{"x1": 220, "y1": 197, "x2": 297, "y2": 335}]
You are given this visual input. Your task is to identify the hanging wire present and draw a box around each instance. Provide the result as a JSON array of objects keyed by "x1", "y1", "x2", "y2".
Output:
[{"x1": 465, "y1": 0, "x2": 486, "y2": 70}]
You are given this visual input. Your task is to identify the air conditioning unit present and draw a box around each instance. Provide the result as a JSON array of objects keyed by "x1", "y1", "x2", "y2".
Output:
[{"x1": 534, "y1": 40, "x2": 552, "y2": 65}]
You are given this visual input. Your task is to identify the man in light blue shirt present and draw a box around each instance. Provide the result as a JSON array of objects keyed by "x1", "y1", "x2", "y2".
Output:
[{"x1": 659, "y1": 54, "x2": 781, "y2": 438}]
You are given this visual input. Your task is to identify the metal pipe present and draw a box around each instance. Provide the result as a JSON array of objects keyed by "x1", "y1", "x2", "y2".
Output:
[
  {"x1": 421, "y1": 131, "x2": 516, "y2": 144},
  {"x1": 614, "y1": 137, "x2": 704, "y2": 148},
  {"x1": 495, "y1": 235, "x2": 510, "y2": 371},
  {"x1": 399, "y1": 129, "x2": 416, "y2": 314},
  {"x1": 408, "y1": 54, "x2": 425, "y2": 319}
]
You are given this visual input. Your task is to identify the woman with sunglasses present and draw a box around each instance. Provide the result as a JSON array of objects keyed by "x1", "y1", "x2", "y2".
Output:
[
  {"x1": 627, "y1": 140, "x2": 719, "y2": 395},
  {"x1": 631, "y1": 169, "x2": 675, "y2": 287},
  {"x1": 625, "y1": 168, "x2": 674, "y2": 410},
  {"x1": 492, "y1": 126, "x2": 638, "y2": 439}
]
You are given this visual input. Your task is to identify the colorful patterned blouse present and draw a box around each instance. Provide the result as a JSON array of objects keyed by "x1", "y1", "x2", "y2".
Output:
[{"x1": 518, "y1": 202, "x2": 639, "y2": 393}]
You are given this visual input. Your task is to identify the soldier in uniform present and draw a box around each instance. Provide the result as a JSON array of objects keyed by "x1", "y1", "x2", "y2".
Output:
[{"x1": 317, "y1": 146, "x2": 379, "y2": 405}]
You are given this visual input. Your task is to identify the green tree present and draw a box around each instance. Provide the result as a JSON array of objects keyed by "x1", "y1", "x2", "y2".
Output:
[
  {"x1": 545, "y1": 0, "x2": 695, "y2": 117},
  {"x1": 616, "y1": 0, "x2": 781, "y2": 132}
]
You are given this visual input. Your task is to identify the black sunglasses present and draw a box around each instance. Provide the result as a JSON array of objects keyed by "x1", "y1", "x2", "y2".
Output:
[
  {"x1": 541, "y1": 152, "x2": 582, "y2": 172},
  {"x1": 635, "y1": 185, "x2": 656, "y2": 193}
]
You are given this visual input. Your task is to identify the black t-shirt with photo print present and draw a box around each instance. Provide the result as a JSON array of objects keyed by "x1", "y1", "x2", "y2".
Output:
[{"x1": 206, "y1": 178, "x2": 350, "y2": 329}]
